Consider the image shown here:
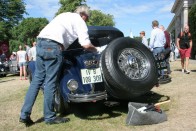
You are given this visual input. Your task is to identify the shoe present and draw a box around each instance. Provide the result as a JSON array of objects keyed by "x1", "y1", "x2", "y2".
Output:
[
  {"x1": 19, "y1": 117, "x2": 34, "y2": 126},
  {"x1": 185, "y1": 70, "x2": 190, "y2": 74},
  {"x1": 46, "y1": 117, "x2": 70, "y2": 125},
  {"x1": 181, "y1": 69, "x2": 184, "y2": 73}
]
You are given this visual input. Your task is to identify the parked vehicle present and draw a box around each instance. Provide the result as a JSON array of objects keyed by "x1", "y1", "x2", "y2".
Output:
[
  {"x1": 0, "y1": 58, "x2": 9, "y2": 77},
  {"x1": 0, "y1": 59, "x2": 20, "y2": 77},
  {"x1": 51, "y1": 26, "x2": 159, "y2": 113},
  {"x1": 8, "y1": 59, "x2": 20, "y2": 75}
]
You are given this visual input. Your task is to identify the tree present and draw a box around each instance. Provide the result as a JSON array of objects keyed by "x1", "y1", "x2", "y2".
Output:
[
  {"x1": 55, "y1": 0, "x2": 86, "y2": 16},
  {"x1": 9, "y1": 17, "x2": 48, "y2": 52},
  {"x1": 55, "y1": 0, "x2": 115, "y2": 26},
  {"x1": 189, "y1": 4, "x2": 196, "y2": 59},
  {"x1": 133, "y1": 36, "x2": 142, "y2": 43},
  {"x1": 87, "y1": 10, "x2": 115, "y2": 26},
  {"x1": 0, "y1": 0, "x2": 26, "y2": 41}
]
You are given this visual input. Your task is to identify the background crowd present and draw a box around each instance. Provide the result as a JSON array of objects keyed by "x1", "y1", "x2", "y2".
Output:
[{"x1": 140, "y1": 20, "x2": 192, "y2": 77}]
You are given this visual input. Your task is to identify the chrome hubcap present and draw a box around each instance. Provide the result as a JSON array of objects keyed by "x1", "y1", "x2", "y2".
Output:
[{"x1": 117, "y1": 48, "x2": 149, "y2": 79}]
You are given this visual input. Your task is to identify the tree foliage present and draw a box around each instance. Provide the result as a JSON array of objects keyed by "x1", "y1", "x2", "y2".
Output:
[
  {"x1": 55, "y1": 0, "x2": 86, "y2": 16},
  {"x1": 0, "y1": 0, "x2": 26, "y2": 41},
  {"x1": 133, "y1": 36, "x2": 142, "y2": 43},
  {"x1": 9, "y1": 18, "x2": 48, "y2": 51},
  {"x1": 55, "y1": 0, "x2": 115, "y2": 26},
  {"x1": 87, "y1": 10, "x2": 115, "y2": 26},
  {"x1": 189, "y1": 4, "x2": 196, "y2": 58}
]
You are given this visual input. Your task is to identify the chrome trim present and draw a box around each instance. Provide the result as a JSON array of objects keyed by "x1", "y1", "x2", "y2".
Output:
[{"x1": 67, "y1": 91, "x2": 107, "y2": 102}]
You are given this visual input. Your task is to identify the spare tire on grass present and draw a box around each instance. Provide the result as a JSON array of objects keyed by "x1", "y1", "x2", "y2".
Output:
[{"x1": 101, "y1": 37, "x2": 158, "y2": 100}]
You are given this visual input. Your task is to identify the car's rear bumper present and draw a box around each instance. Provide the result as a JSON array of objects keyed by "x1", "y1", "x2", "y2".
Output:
[{"x1": 67, "y1": 91, "x2": 107, "y2": 102}]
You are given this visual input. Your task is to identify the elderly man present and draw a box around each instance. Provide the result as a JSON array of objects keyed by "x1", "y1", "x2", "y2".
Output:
[
  {"x1": 176, "y1": 25, "x2": 192, "y2": 74},
  {"x1": 20, "y1": 5, "x2": 101, "y2": 126},
  {"x1": 149, "y1": 20, "x2": 166, "y2": 78}
]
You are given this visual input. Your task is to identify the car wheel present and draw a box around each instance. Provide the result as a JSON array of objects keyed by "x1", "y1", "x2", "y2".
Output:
[
  {"x1": 54, "y1": 84, "x2": 69, "y2": 114},
  {"x1": 101, "y1": 37, "x2": 158, "y2": 100}
]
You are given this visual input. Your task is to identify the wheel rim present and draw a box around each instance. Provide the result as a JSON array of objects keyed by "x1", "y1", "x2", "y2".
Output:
[{"x1": 117, "y1": 48, "x2": 150, "y2": 80}]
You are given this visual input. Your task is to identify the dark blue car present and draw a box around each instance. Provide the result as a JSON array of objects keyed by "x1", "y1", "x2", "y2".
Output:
[{"x1": 29, "y1": 26, "x2": 159, "y2": 113}]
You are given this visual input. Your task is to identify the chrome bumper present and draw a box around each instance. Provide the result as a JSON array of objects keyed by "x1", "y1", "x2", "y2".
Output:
[{"x1": 67, "y1": 91, "x2": 107, "y2": 102}]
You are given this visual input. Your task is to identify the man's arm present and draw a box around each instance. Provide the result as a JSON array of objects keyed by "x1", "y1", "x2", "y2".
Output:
[
  {"x1": 149, "y1": 31, "x2": 155, "y2": 49},
  {"x1": 190, "y1": 39, "x2": 192, "y2": 49},
  {"x1": 176, "y1": 38, "x2": 181, "y2": 50},
  {"x1": 189, "y1": 33, "x2": 192, "y2": 49},
  {"x1": 82, "y1": 44, "x2": 97, "y2": 52}
]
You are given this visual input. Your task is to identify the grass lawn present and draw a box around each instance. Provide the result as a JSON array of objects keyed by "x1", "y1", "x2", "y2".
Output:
[{"x1": 0, "y1": 59, "x2": 196, "y2": 131}]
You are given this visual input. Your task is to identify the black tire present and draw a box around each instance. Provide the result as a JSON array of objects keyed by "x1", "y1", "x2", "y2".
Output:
[
  {"x1": 54, "y1": 84, "x2": 69, "y2": 114},
  {"x1": 101, "y1": 37, "x2": 158, "y2": 100}
]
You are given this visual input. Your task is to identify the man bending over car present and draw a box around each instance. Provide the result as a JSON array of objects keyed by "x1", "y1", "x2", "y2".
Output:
[{"x1": 19, "y1": 5, "x2": 104, "y2": 126}]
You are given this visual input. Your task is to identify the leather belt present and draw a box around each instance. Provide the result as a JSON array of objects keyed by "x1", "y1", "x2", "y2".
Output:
[{"x1": 37, "y1": 38, "x2": 65, "y2": 51}]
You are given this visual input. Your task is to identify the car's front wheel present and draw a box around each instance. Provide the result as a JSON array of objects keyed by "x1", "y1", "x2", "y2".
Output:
[{"x1": 54, "y1": 84, "x2": 69, "y2": 114}]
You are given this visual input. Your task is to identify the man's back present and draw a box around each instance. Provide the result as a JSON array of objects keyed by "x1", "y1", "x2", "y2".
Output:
[
  {"x1": 149, "y1": 27, "x2": 166, "y2": 49},
  {"x1": 38, "y1": 12, "x2": 90, "y2": 50}
]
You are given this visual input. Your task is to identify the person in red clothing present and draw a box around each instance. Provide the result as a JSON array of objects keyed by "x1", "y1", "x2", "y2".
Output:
[
  {"x1": 160, "y1": 25, "x2": 171, "y2": 74},
  {"x1": 176, "y1": 25, "x2": 192, "y2": 74}
]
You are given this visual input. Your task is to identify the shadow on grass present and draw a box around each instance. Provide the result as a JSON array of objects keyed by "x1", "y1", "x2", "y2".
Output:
[
  {"x1": 173, "y1": 69, "x2": 182, "y2": 72},
  {"x1": 0, "y1": 79, "x2": 15, "y2": 83},
  {"x1": 191, "y1": 70, "x2": 196, "y2": 72},
  {"x1": 34, "y1": 117, "x2": 44, "y2": 124},
  {"x1": 60, "y1": 91, "x2": 169, "y2": 121}
]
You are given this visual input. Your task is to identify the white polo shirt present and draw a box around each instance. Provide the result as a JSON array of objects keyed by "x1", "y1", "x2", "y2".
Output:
[
  {"x1": 28, "y1": 46, "x2": 36, "y2": 61},
  {"x1": 38, "y1": 12, "x2": 91, "y2": 50},
  {"x1": 149, "y1": 27, "x2": 166, "y2": 49}
]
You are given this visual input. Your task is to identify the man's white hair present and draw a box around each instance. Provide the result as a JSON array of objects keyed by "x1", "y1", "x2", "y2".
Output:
[{"x1": 75, "y1": 5, "x2": 91, "y2": 17}]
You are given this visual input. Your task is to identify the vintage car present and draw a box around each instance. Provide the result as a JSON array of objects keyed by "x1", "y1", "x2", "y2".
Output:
[
  {"x1": 0, "y1": 58, "x2": 9, "y2": 77},
  {"x1": 53, "y1": 26, "x2": 159, "y2": 113},
  {"x1": 8, "y1": 59, "x2": 20, "y2": 75},
  {"x1": 0, "y1": 61, "x2": 7, "y2": 77},
  {"x1": 0, "y1": 59, "x2": 20, "y2": 77}
]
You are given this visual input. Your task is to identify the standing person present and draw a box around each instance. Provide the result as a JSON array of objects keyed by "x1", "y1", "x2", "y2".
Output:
[
  {"x1": 19, "y1": 5, "x2": 102, "y2": 126},
  {"x1": 10, "y1": 52, "x2": 17, "y2": 61},
  {"x1": 139, "y1": 31, "x2": 148, "y2": 47},
  {"x1": 17, "y1": 45, "x2": 28, "y2": 80},
  {"x1": 28, "y1": 42, "x2": 37, "y2": 78},
  {"x1": 176, "y1": 25, "x2": 192, "y2": 74},
  {"x1": 24, "y1": 43, "x2": 30, "y2": 54},
  {"x1": 160, "y1": 25, "x2": 171, "y2": 74},
  {"x1": 149, "y1": 20, "x2": 166, "y2": 78},
  {"x1": 0, "y1": 51, "x2": 6, "y2": 62}
]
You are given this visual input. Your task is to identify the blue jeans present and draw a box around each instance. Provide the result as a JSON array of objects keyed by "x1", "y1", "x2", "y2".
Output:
[
  {"x1": 28, "y1": 61, "x2": 36, "y2": 78},
  {"x1": 20, "y1": 39, "x2": 63, "y2": 122},
  {"x1": 153, "y1": 47, "x2": 165, "y2": 76}
]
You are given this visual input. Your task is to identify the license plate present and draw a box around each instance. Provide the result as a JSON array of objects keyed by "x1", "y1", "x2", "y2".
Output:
[{"x1": 81, "y1": 68, "x2": 103, "y2": 84}]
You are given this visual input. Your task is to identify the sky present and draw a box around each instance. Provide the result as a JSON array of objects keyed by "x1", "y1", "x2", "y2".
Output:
[{"x1": 24, "y1": 0, "x2": 175, "y2": 39}]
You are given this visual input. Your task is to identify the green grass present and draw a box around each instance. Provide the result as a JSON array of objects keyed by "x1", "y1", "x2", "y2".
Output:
[
  {"x1": 0, "y1": 59, "x2": 196, "y2": 130},
  {"x1": 0, "y1": 85, "x2": 168, "y2": 131}
]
